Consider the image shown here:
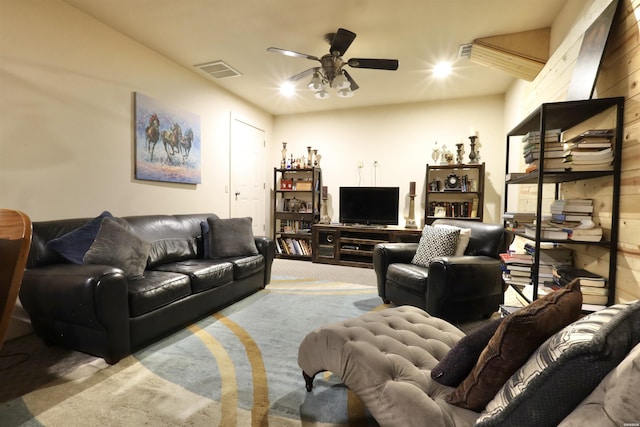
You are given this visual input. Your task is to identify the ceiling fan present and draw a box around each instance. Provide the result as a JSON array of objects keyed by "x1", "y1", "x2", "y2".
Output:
[{"x1": 267, "y1": 28, "x2": 399, "y2": 98}]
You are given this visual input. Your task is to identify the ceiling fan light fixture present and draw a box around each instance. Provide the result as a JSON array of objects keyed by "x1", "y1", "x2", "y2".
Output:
[
  {"x1": 337, "y1": 87, "x2": 353, "y2": 98},
  {"x1": 315, "y1": 89, "x2": 330, "y2": 99},
  {"x1": 332, "y1": 72, "x2": 350, "y2": 90},
  {"x1": 307, "y1": 72, "x2": 324, "y2": 91}
]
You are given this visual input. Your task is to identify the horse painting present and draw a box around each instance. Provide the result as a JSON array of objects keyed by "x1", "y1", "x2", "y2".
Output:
[
  {"x1": 162, "y1": 122, "x2": 183, "y2": 162},
  {"x1": 181, "y1": 128, "x2": 194, "y2": 160},
  {"x1": 145, "y1": 113, "x2": 160, "y2": 161}
]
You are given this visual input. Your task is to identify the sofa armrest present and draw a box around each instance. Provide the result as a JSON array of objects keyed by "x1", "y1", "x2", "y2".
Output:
[
  {"x1": 373, "y1": 243, "x2": 418, "y2": 300},
  {"x1": 254, "y1": 236, "x2": 275, "y2": 285},
  {"x1": 20, "y1": 264, "x2": 130, "y2": 362},
  {"x1": 426, "y1": 255, "x2": 504, "y2": 316}
]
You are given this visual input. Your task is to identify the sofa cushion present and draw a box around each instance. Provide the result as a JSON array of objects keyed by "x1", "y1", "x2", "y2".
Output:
[
  {"x1": 83, "y1": 217, "x2": 152, "y2": 279},
  {"x1": 477, "y1": 300, "x2": 640, "y2": 427},
  {"x1": 231, "y1": 255, "x2": 265, "y2": 280},
  {"x1": 45, "y1": 211, "x2": 113, "y2": 264},
  {"x1": 431, "y1": 317, "x2": 503, "y2": 387},
  {"x1": 411, "y1": 225, "x2": 460, "y2": 267},
  {"x1": 386, "y1": 263, "x2": 429, "y2": 294},
  {"x1": 147, "y1": 237, "x2": 197, "y2": 267},
  {"x1": 200, "y1": 220, "x2": 211, "y2": 258},
  {"x1": 127, "y1": 270, "x2": 192, "y2": 317},
  {"x1": 447, "y1": 279, "x2": 582, "y2": 411},
  {"x1": 152, "y1": 259, "x2": 234, "y2": 293},
  {"x1": 434, "y1": 224, "x2": 471, "y2": 256},
  {"x1": 207, "y1": 217, "x2": 259, "y2": 259}
]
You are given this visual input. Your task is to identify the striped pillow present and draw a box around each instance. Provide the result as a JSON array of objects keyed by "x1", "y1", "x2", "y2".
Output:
[{"x1": 475, "y1": 300, "x2": 640, "y2": 427}]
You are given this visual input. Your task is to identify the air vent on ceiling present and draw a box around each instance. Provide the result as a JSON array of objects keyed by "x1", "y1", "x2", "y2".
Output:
[
  {"x1": 457, "y1": 43, "x2": 473, "y2": 59},
  {"x1": 195, "y1": 60, "x2": 242, "y2": 79}
]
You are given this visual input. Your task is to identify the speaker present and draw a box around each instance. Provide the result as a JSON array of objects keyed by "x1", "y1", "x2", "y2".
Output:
[{"x1": 318, "y1": 232, "x2": 334, "y2": 245}]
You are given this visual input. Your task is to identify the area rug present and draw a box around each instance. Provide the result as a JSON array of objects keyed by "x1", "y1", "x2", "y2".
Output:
[{"x1": 0, "y1": 276, "x2": 387, "y2": 427}]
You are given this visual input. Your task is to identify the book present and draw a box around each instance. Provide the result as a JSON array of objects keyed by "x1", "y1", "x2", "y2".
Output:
[
  {"x1": 524, "y1": 224, "x2": 569, "y2": 240},
  {"x1": 499, "y1": 252, "x2": 534, "y2": 265},
  {"x1": 553, "y1": 265, "x2": 606, "y2": 287},
  {"x1": 563, "y1": 227, "x2": 603, "y2": 242}
]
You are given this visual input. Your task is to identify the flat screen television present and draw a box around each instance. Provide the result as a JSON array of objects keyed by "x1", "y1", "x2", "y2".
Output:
[{"x1": 339, "y1": 186, "x2": 399, "y2": 226}]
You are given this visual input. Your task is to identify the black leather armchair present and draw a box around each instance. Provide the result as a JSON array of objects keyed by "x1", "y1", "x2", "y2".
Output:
[{"x1": 373, "y1": 219, "x2": 510, "y2": 322}]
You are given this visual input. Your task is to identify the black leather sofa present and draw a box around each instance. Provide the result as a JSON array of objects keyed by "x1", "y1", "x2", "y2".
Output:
[
  {"x1": 19, "y1": 213, "x2": 275, "y2": 364},
  {"x1": 373, "y1": 219, "x2": 510, "y2": 322}
]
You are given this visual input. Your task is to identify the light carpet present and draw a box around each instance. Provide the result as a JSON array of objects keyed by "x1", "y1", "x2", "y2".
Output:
[
  {"x1": 1, "y1": 259, "x2": 519, "y2": 426},
  {"x1": 1, "y1": 275, "x2": 384, "y2": 427}
]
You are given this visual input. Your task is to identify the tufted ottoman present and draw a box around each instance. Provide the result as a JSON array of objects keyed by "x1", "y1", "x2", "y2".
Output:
[{"x1": 298, "y1": 305, "x2": 481, "y2": 427}]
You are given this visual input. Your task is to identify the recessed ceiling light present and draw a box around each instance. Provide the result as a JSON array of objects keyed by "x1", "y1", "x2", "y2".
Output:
[
  {"x1": 433, "y1": 62, "x2": 452, "y2": 78},
  {"x1": 279, "y1": 81, "x2": 296, "y2": 97}
]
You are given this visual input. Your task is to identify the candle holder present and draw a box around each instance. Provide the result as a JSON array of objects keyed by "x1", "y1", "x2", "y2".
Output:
[
  {"x1": 468, "y1": 135, "x2": 479, "y2": 164},
  {"x1": 307, "y1": 146, "x2": 313, "y2": 168},
  {"x1": 313, "y1": 149, "x2": 318, "y2": 166},
  {"x1": 456, "y1": 143, "x2": 465, "y2": 164},
  {"x1": 406, "y1": 194, "x2": 418, "y2": 229},
  {"x1": 320, "y1": 186, "x2": 331, "y2": 224},
  {"x1": 281, "y1": 142, "x2": 287, "y2": 169}
]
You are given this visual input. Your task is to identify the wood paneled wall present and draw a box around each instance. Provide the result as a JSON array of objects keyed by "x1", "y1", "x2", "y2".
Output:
[{"x1": 516, "y1": 0, "x2": 640, "y2": 302}]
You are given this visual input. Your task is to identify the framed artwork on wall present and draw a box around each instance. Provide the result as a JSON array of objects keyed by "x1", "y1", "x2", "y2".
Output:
[{"x1": 134, "y1": 92, "x2": 201, "y2": 184}]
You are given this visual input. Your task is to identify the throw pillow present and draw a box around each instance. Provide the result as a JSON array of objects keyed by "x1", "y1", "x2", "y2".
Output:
[
  {"x1": 45, "y1": 211, "x2": 113, "y2": 264},
  {"x1": 431, "y1": 318, "x2": 503, "y2": 387},
  {"x1": 447, "y1": 279, "x2": 582, "y2": 412},
  {"x1": 476, "y1": 300, "x2": 640, "y2": 427},
  {"x1": 200, "y1": 220, "x2": 211, "y2": 258},
  {"x1": 411, "y1": 225, "x2": 460, "y2": 267},
  {"x1": 435, "y1": 224, "x2": 471, "y2": 256},
  {"x1": 83, "y1": 217, "x2": 151, "y2": 279},
  {"x1": 207, "y1": 216, "x2": 259, "y2": 259}
]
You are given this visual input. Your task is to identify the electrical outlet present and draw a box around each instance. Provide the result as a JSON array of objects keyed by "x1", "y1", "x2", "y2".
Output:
[{"x1": 357, "y1": 161, "x2": 364, "y2": 168}]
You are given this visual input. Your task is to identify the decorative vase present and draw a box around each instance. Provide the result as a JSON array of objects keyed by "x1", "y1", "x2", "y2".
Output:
[
  {"x1": 468, "y1": 136, "x2": 478, "y2": 164},
  {"x1": 307, "y1": 146, "x2": 312, "y2": 168},
  {"x1": 313, "y1": 149, "x2": 318, "y2": 166}
]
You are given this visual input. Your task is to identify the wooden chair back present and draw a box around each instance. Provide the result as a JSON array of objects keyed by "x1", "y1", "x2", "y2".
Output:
[{"x1": 0, "y1": 209, "x2": 32, "y2": 349}]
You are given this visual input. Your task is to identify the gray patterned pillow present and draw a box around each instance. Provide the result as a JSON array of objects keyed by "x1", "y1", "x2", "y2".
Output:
[
  {"x1": 475, "y1": 300, "x2": 640, "y2": 427},
  {"x1": 411, "y1": 225, "x2": 460, "y2": 267},
  {"x1": 83, "y1": 217, "x2": 152, "y2": 279}
]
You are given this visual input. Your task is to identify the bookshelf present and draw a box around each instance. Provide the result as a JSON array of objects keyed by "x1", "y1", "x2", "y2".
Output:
[
  {"x1": 504, "y1": 97, "x2": 623, "y2": 310},
  {"x1": 424, "y1": 163, "x2": 485, "y2": 225},
  {"x1": 273, "y1": 167, "x2": 321, "y2": 260}
]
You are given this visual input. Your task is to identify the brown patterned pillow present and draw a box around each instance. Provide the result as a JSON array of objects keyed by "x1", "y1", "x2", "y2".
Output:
[{"x1": 447, "y1": 279, "x2": 582, "y2": 412}]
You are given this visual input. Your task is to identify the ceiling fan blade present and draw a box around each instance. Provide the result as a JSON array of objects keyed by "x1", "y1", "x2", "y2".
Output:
[
  {"x1": 287, "y1": 67, "x2": 319, "y2": 82},
  {"x1": 347, "y1": 58, "x2": 399, "y2": 70},
  {"x1": 343, "y1": 70, "x2": 359, "y2": 91},
  {"x1": 267, "y1": 47, "x2": 319, "y2": 62},
  {"x1": 330, "y1": 28, "x2": 356, "y2": 56}
]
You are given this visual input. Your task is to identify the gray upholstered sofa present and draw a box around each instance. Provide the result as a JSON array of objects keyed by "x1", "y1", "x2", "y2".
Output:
[
  {"x1": 299, "y1": 288, "x2": 640, "y2": 427},
  {"x1": 19, "y1": 212, "x2": 275, "y2": 364}
]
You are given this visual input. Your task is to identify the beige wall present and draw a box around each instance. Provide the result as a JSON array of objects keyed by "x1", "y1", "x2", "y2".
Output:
[
  {"x1": 272, "y1": 96, "x2": 505, "y2": 228},
  {"x1": 0, "y1": 0, "x2": 274, "y2": 221}
]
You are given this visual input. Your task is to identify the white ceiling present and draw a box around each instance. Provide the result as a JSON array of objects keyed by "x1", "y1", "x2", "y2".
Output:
[{"x1": 62, "y1": 0, "x2": 568, "y2": 116}]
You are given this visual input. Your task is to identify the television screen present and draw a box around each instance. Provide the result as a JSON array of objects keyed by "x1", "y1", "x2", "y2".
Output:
[{"x1": 339, "y1": 186, "x2": 399, "y2": 226}]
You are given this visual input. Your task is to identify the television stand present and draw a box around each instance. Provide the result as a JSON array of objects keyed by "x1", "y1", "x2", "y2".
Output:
[{"x1": 312, "y1": 224, "x2": 422, "y2": 268}]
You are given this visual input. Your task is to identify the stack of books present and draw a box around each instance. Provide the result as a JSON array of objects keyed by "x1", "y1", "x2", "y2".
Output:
[
  {"x1": 522, "y1": 129, "x2": 564, "y2": 172},
  {"x1": 563, "y1": 129, "x2": 614, "y2": 171},
  {"x1": 524, "y1": 223, "x2": 569, "y2": 240},
  {"x1": 524, "y1": 243, "x2": 573, "y2": 288},
  {"x1": 548, "y1": 265, "x2": 608, "y2": 307},
  {"x1": 549, "y1": 198, "x2": 603, "y2": 242},
  {"x1": 550, "y1": 198, "x2": 594, "y2": 224},
  {"x1": 500, "y1": 252, "x2": 533, "y2": 287}
]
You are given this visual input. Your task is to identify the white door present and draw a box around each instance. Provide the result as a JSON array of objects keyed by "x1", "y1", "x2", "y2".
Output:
[{"x1": 230, "y1": 116, "x2": 266, "y2": 235}]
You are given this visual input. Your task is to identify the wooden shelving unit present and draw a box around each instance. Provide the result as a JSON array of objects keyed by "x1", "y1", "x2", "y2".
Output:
[
  {"x1": 424, "y1": 163, "x2": 485, "y2": 225},
  {"x1": 311, "y1": 224, "x2": 421, "y2": 268},
  {"x1": 273, "y1": 167, "x2": 321, "y2": 260}
]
